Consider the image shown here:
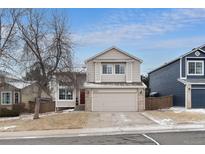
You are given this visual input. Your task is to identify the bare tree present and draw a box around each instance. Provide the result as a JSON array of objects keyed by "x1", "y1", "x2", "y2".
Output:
[
  {"x1": 0, "y1": 9, "x2": 22, "y2": 72},
  {"x1": 17, "y1": 9, "x2": 73, "y2": 119}
]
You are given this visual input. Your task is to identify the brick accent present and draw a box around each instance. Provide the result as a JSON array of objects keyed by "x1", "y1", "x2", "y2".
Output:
[{"x1": 145, "y1": 95, "x2": 173, "y2": 110}]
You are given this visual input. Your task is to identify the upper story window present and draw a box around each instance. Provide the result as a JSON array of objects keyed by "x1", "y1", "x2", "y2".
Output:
[
  {"x1": 187, "y1": 61, "x2": 204, "y2": 75},
  {"x1": 102, "y1": 64, "x2": 113, "y2": 74},
  {"x1": 115, "y1": 64, "x2": 125, "y2": 74}
]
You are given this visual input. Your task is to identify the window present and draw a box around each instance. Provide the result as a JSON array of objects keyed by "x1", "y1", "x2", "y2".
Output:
[
  {"x1": 14, "y1": 92, "x2": 20, "y2": 104},
  {"x1": 187, "y1": 61, "x2": 204, "y2": 75},
  {"x1": 115, "y1": 64, "x2": 125, "y2": 74},
  {"x1": 1, "y1": 91, "x2": 12, "y2": 105},
  {"x1": 59, "y1": 88, "x2": 73, "y2": 100},
  {"x1": 102, "y1": 64, "x2": 113, "y2": 74}
]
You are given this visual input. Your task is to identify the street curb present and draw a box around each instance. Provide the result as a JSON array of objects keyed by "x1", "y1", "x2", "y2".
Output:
[{"x1": 1, "y1": 125, "x2": 205, "y2": 140}]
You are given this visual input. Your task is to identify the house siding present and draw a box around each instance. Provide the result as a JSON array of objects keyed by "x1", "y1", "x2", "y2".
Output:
[
  {"x1": 86, "y1": 49, "x2": 141, "y2": 83},
  {"x1": 95, "y1": 48, "x2": 131, "y2": 60},
  {"x1": 132, "y1": 61, "x2": 141, "y2": 82},
  {"x1": 86, "y1": 61, "x2": 95, "y2": 82},
  {"x1": 182, "y1": 50, "x2": 205, "y2": 78},
  {"x1": 149, "y1": 60, "x2": 185, "y2": 106}
]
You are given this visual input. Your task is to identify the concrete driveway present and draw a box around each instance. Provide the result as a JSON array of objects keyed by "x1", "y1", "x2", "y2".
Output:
[{"x1": 86, "y1": 112, "x2": 155, "y2": 128}]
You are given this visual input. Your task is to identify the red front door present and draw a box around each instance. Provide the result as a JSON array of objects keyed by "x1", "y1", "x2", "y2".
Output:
[{"x1": 80, "y1": 90, "x2": 85, "y2": 104}]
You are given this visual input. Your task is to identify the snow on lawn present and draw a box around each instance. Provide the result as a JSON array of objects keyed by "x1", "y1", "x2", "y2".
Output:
[
  {"x1": 0, "y1": 125, "x2": 16, "y2": 131},
  {"x1": 160, "y1": 107, "x2": 205, "y2": 114},
  {"x1": 143, "y1": 107, "x2": 205, "y2": 126}
]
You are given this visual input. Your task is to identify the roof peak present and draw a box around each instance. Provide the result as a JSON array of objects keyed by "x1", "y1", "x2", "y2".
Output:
[{"x1": 85, "y1": 46, "x2": 143, "y2": 63}]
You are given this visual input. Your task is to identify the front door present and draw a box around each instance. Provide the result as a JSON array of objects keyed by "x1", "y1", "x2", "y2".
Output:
[{"x1": 80, "y1": 90, "x2": 85, "y2": 104}]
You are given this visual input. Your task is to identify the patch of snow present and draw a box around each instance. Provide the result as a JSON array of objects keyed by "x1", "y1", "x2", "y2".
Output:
[
  {"x1": 164, "y1": 107, "x2": 205, "y2": 114},
  {"x1": 160, "y1": 119, "x2": 175, "y2": 126},
  {"x1": 168, "y1": 107, "x2": 186, "y2": 113},
  {"x1": 119, "y1": 114, "x2": 131, "y2": 122},
  {"x1": 142, "y1": 112, "x2": 175, "y2": 126},
  {"x1": 0, "y1": 125, "x2": 16, "y2": 130},
  {"x1": 0, "y1": 116, "x2": 20, "y2": 121},
  {"x1": 63, "y1": 109, "x2": 75, "y2": 113},
  {"x1": 186, "y1": 109, "x2": 205, "y2": 114}
]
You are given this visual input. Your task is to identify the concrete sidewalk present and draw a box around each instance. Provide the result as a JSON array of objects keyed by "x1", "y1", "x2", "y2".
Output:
[{"x1": 1, "y1": 123, "x2": 205, "y2": 139}]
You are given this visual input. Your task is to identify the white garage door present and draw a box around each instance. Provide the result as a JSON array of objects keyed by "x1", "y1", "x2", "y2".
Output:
[{"x1": 92, "y1": 91, "x2": 137, "y2": 111}]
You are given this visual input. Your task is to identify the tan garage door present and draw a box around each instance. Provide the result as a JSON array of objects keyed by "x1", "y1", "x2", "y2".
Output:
[{"x1": 92, "y1": 91, "x2": 137, "y2": 111}]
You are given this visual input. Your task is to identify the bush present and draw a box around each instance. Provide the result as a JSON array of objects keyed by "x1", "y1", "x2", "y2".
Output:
[
  {"x1": 12, "y1": 103, "x2": 25, "y2": 113},
  {"x1": 0, "y1": 108, "x2": 20, "y2": 117}
]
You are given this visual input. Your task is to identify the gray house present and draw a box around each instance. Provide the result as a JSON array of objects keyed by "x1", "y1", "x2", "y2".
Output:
[{"x1": 149, "y1": 44, "x2": 205, "y2": 109}]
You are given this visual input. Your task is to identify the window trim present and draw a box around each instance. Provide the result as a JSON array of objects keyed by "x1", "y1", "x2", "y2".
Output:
[
  {"x1": 1, "y1": 91, "x2": 12, "y2": 105},
  {"x1": 187, "y1": 60, "x2": 204, "y2": 76},
  {"x1": 115, "y1": 63, "x2": 125, "y2": 74},
  {"x1": 102, "y1": 64, "x2": 113, "y2": 74},
  {"x1": 58, "y1": 83, "x2": 74, "y2": 101}
]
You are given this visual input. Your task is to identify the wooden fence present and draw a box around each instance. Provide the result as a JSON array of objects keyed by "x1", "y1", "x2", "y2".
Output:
[
  {"x1": 145, "y1": 95, "x2": 173, "y2": 110},
  {"x1": 28, "y1": 100, "x2": 55, "y2": 113}
]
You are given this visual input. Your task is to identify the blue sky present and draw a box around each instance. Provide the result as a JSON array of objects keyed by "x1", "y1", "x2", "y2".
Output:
[{"x1": 64, "y1": 8, "x2": 205, "y2": 74}]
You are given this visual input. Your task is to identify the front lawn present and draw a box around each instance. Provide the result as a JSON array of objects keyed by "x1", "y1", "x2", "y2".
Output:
[
  {"x1": 0, "y1": 112, "x2": 89, "y2": 132},
  {"x1": 143, "y1": 108, "x2": 205, "y2": 125}
]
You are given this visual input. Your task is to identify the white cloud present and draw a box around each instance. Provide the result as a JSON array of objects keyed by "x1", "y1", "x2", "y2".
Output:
[{"x1": 72, "y1": 9, "x2": 205, "y2": 46}]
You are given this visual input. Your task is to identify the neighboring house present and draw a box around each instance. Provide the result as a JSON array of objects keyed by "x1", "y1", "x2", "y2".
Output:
[
  {"x1": 52, "y1": 69, "x2": 86, "y2": 110},
  {"x1": 0, "y1": 72, "x2": 45, "y2": 110},
  {"x1": 84, "y1": 46, "x2": 146, "y2": 112},
  {"x1": 148, "y1": 44, "x2": 205, "y2": 109}
]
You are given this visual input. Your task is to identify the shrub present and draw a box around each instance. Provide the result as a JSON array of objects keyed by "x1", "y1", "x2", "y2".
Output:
[
  {"x1": 12, "y1": 103, "x2": 25, "y2": 113},
  {"x1": 0, "y1": 108, "x2": 20, "y2": 117}
]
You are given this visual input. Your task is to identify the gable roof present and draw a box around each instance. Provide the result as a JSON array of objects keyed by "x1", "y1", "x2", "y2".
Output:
[
  {"x1": 148, "y1": 44, "x2": 205, "y2": 74},
  {"x1": 85, "y1": 46, "x2": 143, "y2": 63}
]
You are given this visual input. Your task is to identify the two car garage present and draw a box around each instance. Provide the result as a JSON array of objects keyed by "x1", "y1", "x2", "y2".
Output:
[
  {"x1": 92, "y1": 90, "x2": 137, "y2": 111},
  {"x1": 85, "y1": 88, "x2": 145, "y2": 112}
]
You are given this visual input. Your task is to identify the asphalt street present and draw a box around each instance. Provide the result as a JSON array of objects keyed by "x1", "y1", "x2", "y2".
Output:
[{"x1": 1, "y1": 131, "x2": 205, "y2": 145}]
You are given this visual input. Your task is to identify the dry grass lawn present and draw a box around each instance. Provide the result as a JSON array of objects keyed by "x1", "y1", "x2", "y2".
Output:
[
  {"x1": 0, "y1": 112, "x2": 89, "y2": 132},
  {"x1": 146, "y1": 110, "x2": 205, "y2": 124}
]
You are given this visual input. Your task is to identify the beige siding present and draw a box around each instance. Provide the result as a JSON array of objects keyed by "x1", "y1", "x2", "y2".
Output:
[
  {"x1": 95, "y1": 48, "x2": 131, "y2": 60},
  {"x1": 86, "y1": 61, "x2": 95, "y2": 82},
  {"x1": 85, "y1": 89, "x2": 92, "y2": 111},
  {"x1": 132, "y1": 61, "x2": 141, "y2": 82},
  {"x1": 86, "y1": 48, "x2": 141, "y2": 83},
  {"x1": 94, "y1": 62, "x2": 101, "y2": 82},
  {"x1": 101, "y1": 74, "x2": 125, "y2": 82},
  {"x1": 126, "y1": 62, "x2": 132, "y2": 82}
]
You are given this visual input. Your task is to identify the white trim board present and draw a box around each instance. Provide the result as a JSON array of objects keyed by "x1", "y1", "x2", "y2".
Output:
[{"x1": 186, "y1": 60, "x2": 204, "y2": 76}]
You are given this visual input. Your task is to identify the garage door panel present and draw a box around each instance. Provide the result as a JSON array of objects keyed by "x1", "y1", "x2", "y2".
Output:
[
  {"x1": 192, "y1": 89, "x2": 205, "y2": 108},
  {"x1": 92, "y1": 91, "x2": 137, "y2": 111}
]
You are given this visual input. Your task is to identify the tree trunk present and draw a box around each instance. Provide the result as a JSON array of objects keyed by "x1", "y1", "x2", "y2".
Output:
[{"x1": 33, "y1": 87, "x2": 42, "y2": 119}]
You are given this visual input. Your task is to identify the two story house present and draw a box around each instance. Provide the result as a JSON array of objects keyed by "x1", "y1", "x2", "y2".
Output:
[
  {"x1": 84, "y1": 47, "x2": 146, "y2": 112},
  {"x1": 149, "y1": 44, "x2": 205, "y2": 109}
]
